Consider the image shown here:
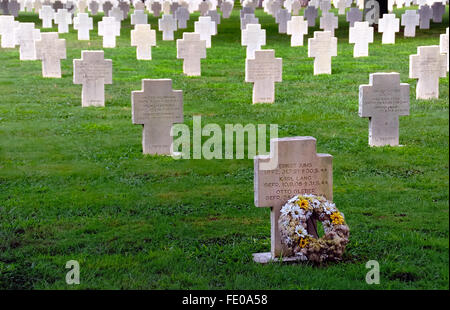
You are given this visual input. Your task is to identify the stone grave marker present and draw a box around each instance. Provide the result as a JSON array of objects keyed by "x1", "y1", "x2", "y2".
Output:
[
  {"x1": 240, "y1": 5, "x2": 254, "y2": 18},
  {"x1": 89, "y1": 0, "x2": 99, "y2": 15},
  {"x1": 286, "y1": 15, "x2": 308, "y2": 46},
  {"x1": 346, "y1": 7, "x2": 363, "y2": 27},
  {"x1": 241, "y1": 13, "x2": 259, "y2": 30},
  {"x1": 418, "y1": 4, "x2": 432, "y2": 29},
  {"x1": 401, "y1": 10, "x2": 419, "y2": 37},
  {"x1": 65, "y1": 1, "x2": 77, "y2": 15},
  {"x1": 221, "y1": 0, "x2": 233, "y2": 18},
  {"x1": 242, "y1": 23, "x2": 266, "y2": 59},
  {"x1": 359, "y1": 72, "x2": 410, "y2": 146},
  {"x1": 304, "y1": 5, "x2": 318, "y2": 27},
  {"x1": 177, "y1": 32, "x2": 206, "y2": 76},
  {"x1": 308, "y1": 31, "x2": 337, "y2": 75},
  {"x1": 349, "y1": 21, "x2": 373, "y2": 57},
  {"x1": 8, "y1": 0, "x2": 20, "y2": 17},
  {"x1": 0, "y1": 0, "x2": 10, "y2": 15},
  {"x1": 245, "y1": 49, "x2": 282, "y2": 104},
  {"x1": 320, "y1": 11, "x2": 338, "y2": 36},
  {"x1": 253, "y1": 136, "x2": 333, "y2": 263},
  {"x1": 74, "y1": 12, "x2": 93, "y2": 40},
  {"x1": 431, "y1": 1, "x2": 445, "y2": 23},
  {"x1": 0, "y1": 15, "x2": 19, "y2": 48},
  {"x1": 110, "y1": 7, "x2": 125, "y2": 22},
  {"x1": 102, "y1": 1, "x2": 113, "y2": 16},
  {"x1": 53, "y1": 0, "x2": 63, "y2": 11},
  {"x1": 270, "y1": 0, "x2": 282, "y2": 17},
  {"x1": 440, "y1": 28, "x2": 449, "y2": 72},
  {"x1": 199, "y1": 0, "x2": 209, "y2": 15},
  {"x1": 151, "y1": 1, "x2": 162, "y2": 16},
  {"x1": 35, "y1": 32, "x2": 66, "y2": 78},
  {"x1": 15, "y1": 23, "x2": 41, "y2": 60},
  {"x1": 319, "y1": 0, "x2": 331, "y2": 14},
  {"x1": 131, "y1": 79, "x2": 183, "y2": 155},
  {"x1": 98, "y1": 16, "x2": 120, "y2": 47},
  {"x1": 207, "y1": 9, "x2": 221, "y2": 32},
  {"x1": 78, "y1": 0, "x2": 88, "y2": 13},
  {"x1": 194, "y1": 16, "x2": 216, "y2": 48},
  {"x1": 34, "y1": 0, "x2": 42, "y2": 13},
  {"x1": 73, "y1": 50, "x2": 112, "y2": 107},
  {"x1": 378, "y1": 13, "x2": 399, "y2": 44},
  {"x1": 170, "y1": 1, "x2": 180, "y2": 14},
  {"x1": 131, "y1": 9, "x2": 148, "y2": 25},
  {"x1": 158, "y1": 14, "x2": 177, "y2": 41},
  {"x1": 131, "y1": 23, "x2": 156, "y2": 60},
  {"x1": 175, "y1": 6, "x2": 190, "y2": 29},
  {"x1": 39, "y1": 5, "x2": 54, "y2": 28},
  {"x1": 118, "y1": 0, "x2": 130, "y2": 19},
  {"x1": 276, "y1": 8, "x2": 291, "y2": 34},
  {"x1": 409, "y1": 45, "x2": 447, "y2": 99},
  {"x1": 55, "y1": 9, "x2": 72, "y2": 33},
  {"x1": 135, "y1": 1, "x2": 145, "y2": 10}
]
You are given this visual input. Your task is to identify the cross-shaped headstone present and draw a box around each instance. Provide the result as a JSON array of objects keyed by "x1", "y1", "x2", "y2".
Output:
[
  {"x1": 54, "y1": 9, "x2": 72, "y2": 33},
  {"x1": 135, "y1": 1, "x2": 145, "y2": 10},
  {"x1": 242, "y1": 23, "x2": 266, "y2": 59},
  {"x1": 65, "y1": 1, "x2": 77, "y2": 14},
  {"x1": 221, "y1": 0, "x2": 233, "y2": 18},
  {"x1": 175, "y1": 6, "x2": 190, "y2": 28},
  {"x1": 319, "y1": 11, "x2": 338, "y2": 36},
  {"x1": 418, "y1": 4, "x2": 432, "y2": 29},
  {"x1": 304, "y1": 5, "x2": 318, "y2": 27},
  {"x1": 15, "y1": 23, "x2": 41, "y2": 60},
  {"x1": 378, "y1": 13, "x2": 399, "y2": 44},
  {"x1": 291, "y1": 0, "x2": 302, "y2": 15},
  {"x1": 158, "y1": 14, "x2": 177, "y2": 40},
  {"x1": 8, "y1": 0, "x2": 20, "y2": 17},
  {"x1": 151, "y1": 1, "x2": 162, "y2": 17},
  {"x1": 346, "y1": 6, "x2": 363, "y2": 27},
  {"x1": 0, "y1": 15, "x2": 19, "y2": 48},
  {"x1": 34, "y1": 0, "x2": 42, "y2": 13},
  {"x1": 275, "y1": 8, "x2": 291, "y2": 34},
  {"x1": 0, "y1": 0, "x2": 10, "y2": 15},
  {"x1": 52, "y1": 0, "x2": 63, "y2": 11},
  {"x1": 98, "y1": 16, "x2": 120, "y2": 47},
  {"x1": 440, "y1": 27, "x2": 449, "y2": 72},
  {"x1": 253, "y1": 136, "x2": 333, "y2": 262},
  {"x1": 270, "y1": 0, "x2": 282, "y2": 17},
  {"x1": 401, "y1": 10, "x2": 420, "y2": 37},
  {"x1": 109, "y1": 7, "x2": 124, "y2": 22},
  {"x1": 78, "y1": 0, "x2": 88, "y2": 13},
  {"x1": 319, "y1": 0, "x2": 331, "y2": 14},
  {"x1": 176, "y1": 32, "x2": 206, "y2": 76},
  {"x1": 359, "y1": 72, "x2": 410, "y2": 146},
  {"x1": 73, "y1": 50, "x2": 112, "y2": 107},
  {"x1": 89, "y1": 0, "x2": 99, "y2": 15},
  {"x1": 349, "y1": 21, "x2": 373, "y2": 57},
  {"x1": 131, "y1": 23, "x2": 156, "y2": 60},
  {"x1": 199, "y1": 0, "x2": 209, "y2": 15},
  {"x1": 241, "y1": 13, "x2": 259, "y2": 30},
  {"x1": 431, "y1": 2, "x2": 445, "y2": 23},
  {"x1": 102, "y1": 1, "x2": 113, "y2": 16},
  {"x1": 39, "y1": 5, "x2": 54, "y2": 28},
  {"x1": 35, "y1": 32, "x2": 66, "y2": 78},
  {"x1": 245, "y1": 49, "x2": 282, "y2": 104},
  {"x1": 410, "y1": 45, "x2": 447, "y2": 100},
  {"x1": 131, "y1": 79, "x2": 183, "y2": 155},
  {"x1": 286, "y1": 15, "x2": 308, "y2": 46},
  {"x1": 74, "y1": 12, "x2": 93, "y2": 40},
  {"x1": 207, "y1": 9, "x2": 221, "y2": 32},
  {"x1": 118, "y1": 1, "x2": 130, "y2": 19},
  {"x1": 162, "y1": 0, "x2": 170, "y2": 14},
  {"x1": 131, "y1": 9, "x2": 148, "y2": 25},
  {"x1": 308, "y1": 31, "x2": 337, "y2": 75},
  {"x1": 194, "y1": 16, "x2": 216, "y2": 48},
  {"x1": 170, "y1": 1, "x2": 179, "y2": 14},
  {"x1": 335, "y1": 0, "x2": 348, "y2": 14},
  {"x1": 240, "y1": 5, "x2": 254, "y2": 18}
]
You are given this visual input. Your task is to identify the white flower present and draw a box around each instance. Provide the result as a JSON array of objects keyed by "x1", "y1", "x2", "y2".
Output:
[
  {"x1": 312, "y1": 199, "x2": 321, "y2": 209},
  {"x1": 288, "y1": 195, "x2": 299, "y2": 203},
  {"x1": 323, "y1": 201, "x2": 335, "y2": 215},
  {"x1": 295, "y1": 225, "x2": 308, "y2": 238},
  {"x1": 280, "y1": 203, "x2": 293, "y2": 216},
  {"x1": 290, "y1": 205, "x2": 302, "y2": 219}
]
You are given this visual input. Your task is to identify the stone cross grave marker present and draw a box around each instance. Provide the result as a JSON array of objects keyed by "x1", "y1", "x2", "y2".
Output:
[
  {"x1": 52, "y1": 0, "x2": 63, "y2": 11},
  {"x1": 320, "y1": 11, "x2": 338, "y2": 36},
  {"x1": 74, "y1": 13, "x2": 93, "y2": 40},
  {"x1": 276, "y1": 8, "x2": 291, "y2": 34},
  {"x1": 207, "y1": 9, "x2": 221, "y2": 32},
  {"x1": 8, "y1": 0, "x2": 20, "y2": 17},
  {"x1": 131, "y1": 24, "x2": 156, "y2": 60},
  {"x1": 194, "y1": 16, "x2": 216, "y2": 48},
  {"x1": 336, "y1": 0, "x2": 348, "y2": 15},
  {"x1": 131, "y1": 9, "x2": 148, "y2": 25},
  {"x1": 286, "y1": 15, "x2": 308, "y2": 46},
  {"x1": 401, "y1": 10, "x2": 419, "y2": 37},
  {"x1": 349, "y1": 21, "x2": 373, "y2": 57},
  {"x1": 431, "y1": 2, "x2": 445, "y2": 23},
  {"x1": 0, "y1": 15, "x2": 19, "y2": 48},
  {"x1": 409, "y1": 45, "x2": 447, "y2": 100},
  {"x1": 65, "y1": 1, "x2": 76, "y2": 15},
  {"x1": 98, "y1": 16, "x2": 120, "y2": 48},
  {"x1": 378, "y1": 13, "x2": 399, "y2": 44},
  {"x1": 253, "y1": 136, "x2": 333, "y2": 263},
  {"x1": 440, "y1": 28, "x2": 449, "y2": 72},
  {"x1": 15, "y1": 23, "x2": 41, "y2": 60},
  {"x1": 319, "y1": 0, "x2": 331, "y2": 14},
  {"x1": 39, "y1": 5, "x2": 54, "y2": 28},
  {"x1": 359, "y1": 72, "x2": 410, "y2": 146},
  {"x1": 35, "y1": 32, "x2": 66, "y2": 78},
  {"x1": 308, "y1": 31, "x2": 337, "y2": 75},
  {"x1": 346, "y1": 6, "x2": 363, "y2": 27},
  {"x1": 102, "y1": 1, "x2": 113, "y2": 16},
  {"x1": 245, "y1": 49, "x2": 282, "y2": 104},
  {"x1": 89, "y1": 0, "x2": 99, "y2": 15},
  {"x1": 240, "y1": 6, "x2": 254, "y2": 18},
  {"x1": 175, "y1": 6, "x2": 190, "y2": 29},
  {"x1": 177, "y1": 32, "x2": 207, "y2": 76},
  {"x1": 242, "y1": 23, "x2": 266, "y2": 59},
  {"x1": 73, "y1": 50, "x2": 112, "y2": 107},
  {"x1": 34, "y1": 0, "x2": 42, "y2": 13},
  {"x1": 135, "y1": 1, "x2": 145, "y2": 11},
  {"x1": 118, "y1": 0, "x2": 130, "y2": 19},
  {"x1": 199, "y1": 0, "x2": 209, "y2": 15},
  {"x1": 241, "y1": 13, "x2": 259, "y2": 30},
  {"x1": 221, "y1": 0, "x2": 233, "y2": 18},
  {"x1": 110, "y1": 7, "x2": 125, "y2": 22},
  {"x1": 151, "y1": 1, "x2": 162, "y2": 17},
  {"x1": 54, "y1": 9, "x2": 72, "y2": 33},
  {"x1": 158, "y1": 14, "x2": 177, "y2": 41},
  {"x1": 170, "y1": 1, "x2": 179, "y2": 14},
  {"x1": 304, "y1": 5, "x2": 318, "y2": 27},
  {"x1": 291, "y1": 0, "x2": 302, "y2": 15},
  {"x1": 418, "y1": 4, "x2": 432, "y2": 29},
  {"x1": 0, "y1": 0, "x2": 10, "y2": 15},
  {"x1": 78, "y1": 0, "x2": 87, "y2": 13},
  {"x1": 270, "y1": 0, "x2": 282, "y2": 17},
  {"x1": 131, "y1": 79, "x2": 183, "y2": 155}
]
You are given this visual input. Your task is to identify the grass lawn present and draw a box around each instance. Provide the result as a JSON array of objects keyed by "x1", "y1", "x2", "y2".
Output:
[{"x1": 0, "y1": 3, "x2": 448, "y2": 289}]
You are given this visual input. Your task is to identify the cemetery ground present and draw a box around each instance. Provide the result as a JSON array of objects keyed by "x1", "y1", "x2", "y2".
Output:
[{"x1": 0, "y1": 6, "x2": 448, "y2": 290}]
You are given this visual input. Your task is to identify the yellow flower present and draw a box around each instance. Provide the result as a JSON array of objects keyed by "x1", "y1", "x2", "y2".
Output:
[
  {"x1": 299, "y1": 237, "x2": 309, "y2": 248},
  {"x1": 297, "y1": 199, "x2": 310, "y2": 210},
  {"x1": 330, "y1": 212, "x2": 344, "y2": 225}
]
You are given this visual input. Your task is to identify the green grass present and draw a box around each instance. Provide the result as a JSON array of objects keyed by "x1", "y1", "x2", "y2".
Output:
[{"x1": 0, "y1": 4, "x2": 448, "y2": 289}]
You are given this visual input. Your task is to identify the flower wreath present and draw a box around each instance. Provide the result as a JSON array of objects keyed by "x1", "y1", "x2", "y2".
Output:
[{"x1": 278, "y1": 194, "x2": 350, "y2": 263}]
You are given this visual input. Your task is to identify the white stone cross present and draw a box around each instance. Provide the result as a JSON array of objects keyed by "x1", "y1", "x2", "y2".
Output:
[
  {"x1": 207, "y1": 9, "x2": 221, "y2": 33},
  {"x1": 14, "y1": 23, "x2": 41, "y2": 60},
  {"x1": 78, "y1": 0, "x2": 88, "y2": 13},
  {"x1": 242, "y1": 23, "x2": 266, "y2": 59},
  {"x1": 409, "y1": 45, "x2": 447, "y2": 99},
  {"x1": 241, "y1": 13, "x2": 259, "y2": 30},
  {"x1": 319, "y1": 11, "x2": 338, "y2": 36},
  {"x1": 304, "y1": 5, "x2": 318, "y2": 27},
  {"x1": 131, "y1": 9, "x2": 148, "y2": 25},
  {"x1": 98, "y1": 16, "x2": 121, "y2": 48},
  {"x1": 194, "y1": 16, "x2": 216, "y2": 48},
  {"x1": 175, "y1": 6, "x2": 190, "y2": 28},
  {"x1": 0, "y1": 15, "x2": 19, "y2": 48},
  {"x1": 89, "y1": 1, "x2": 99, "y2": 15},
  {"x1": 418, "y1": 4, "x2": 432, "y2": 29},
  {"x1": 177, "y1": 32, "x2": 206, "y2": 76},
  {"x1": 39, "y1": 5, "x2": 54, "y2": 28},
  {"x1": 378, "y1": 13, "x2": 399, "y2": 44},
  {"x1": 73, "y1": 50, "x2": 112, "y2": 107},
  {"x1": 73, "y1": 13, "x2": 93, "y2": 40},
  {"x1": 158, "y1": 14, "x2": 177, "y2": 40},
  {"x1": 336, "y1": 0, "x2": 348, "y2": 15},
  {"x1": 253, "y1": 136, "x2": 333, "y2": 263},
  {"x1": 359, "y1": 72, "x2": 410, "y2": 146},
  {"x1": 135, "y1": 1, "x2": 145, "y2": 11},
  {"x1": 54, "y1": 8, "x2": 72, "y2": 33},
  {"x1": 308, "y1": 31, "x2": 337, "y2": 75},
  {"x1": 349, "y1": 21, "x2": 373, "y2": 57},
  {"x1": 131, "y1": 79, "x2": 183, "y2": 155},
  {"x1": 109, "y1": 7, "x2": 125, "y2": 22},
  {"x1": 131, "y1": 23, "x2": 156, "y2": 60},
  {"x1": 118, "y1": 0, "x2": 130, "y2": 19},
  {"x1": 35, "y1": 32, "x2": 66, "y2": 78},
  {"x1": 276, "y1": 8, "x2": 291, "y2": 34},
  {"x1": 286, "y1": 15, "x2": 308, "y2": 46},
  {"x1": 199, "y1": 0, "x2": 209, "y2": 15},
  {"x1": 245, "y1": 49, "x2": 282, "y2": 104},
  {"x1": 346, "y1": 6, "x2": 362, "y2": 27},
  {"x1": 291, "y1": 0, "x2": 302, "y2": 15},
  {"x1": 319, "y1": 0, "x2": 331, "y2": 14},
  {"x1": 401, "y1": 10, "x2": 419, "y2": 37},
  {"x1": 440, "y1": 28, "x2": 449, "y2": 72}
]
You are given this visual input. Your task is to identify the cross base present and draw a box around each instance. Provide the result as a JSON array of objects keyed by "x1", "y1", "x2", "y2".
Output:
[{"x1": 252, "y1": 252, "x2": 305, "y2": 264}]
